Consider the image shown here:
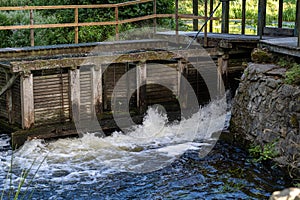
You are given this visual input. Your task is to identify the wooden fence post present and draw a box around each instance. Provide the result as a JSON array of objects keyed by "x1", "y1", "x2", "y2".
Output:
[
  {"x1": 209, "y1": 0, "x2": 214, "y2": 32},
  {"x1": 21, "y1": 73, "x2": 34, "y2": 129},
  {"x1": 193, "y1": 0, "x2": 198, "y2": 31},
  {"x1": 75, "y1": 7, "x2": 79, "y2": 44},
  {"x1": 241, "y1": 0, "x2": 246, "y2": 34},
  {"x1": 204, "y1": 0, "x2": 208, "y2": 46},
  {"x1": 278, "y1": 0, "x2": 283, "y2": 28},
  {"x1": 175, "y1": 0, "x2": 179, "y2": 40},
  {"x1": 221, "y1": 0, "x2": 229, "y2": 33},
  {"x1": 115, "y1": 6, "x2": 119, "y2": 40},
  {"x1": 297, "y1": 0, "x2": 300, "y2": 47},
  {"x1": 153, "y1": 0, "x2": 157, "y2": 33},
  {"x1": 30, "y1": 10, "x2": 34, "y2": 46},
  {"x1": 257, "y1": 0, "x2": 266, "y2": 38}
]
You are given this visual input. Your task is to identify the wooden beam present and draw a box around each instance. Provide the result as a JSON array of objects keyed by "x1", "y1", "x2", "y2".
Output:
[
  {"x1": 257, "y1": 0, "x2": 267, "y2": 38},
  {"x1": 221, "y1": 0, "x2": 229, "y2": 33},
  {"x1": 193, "y1": 0, "x2": 199, "y2": 31},
  {"x1": 0, "y1": 73, "x2": 18, "y2": 97},
  {"x1": 21, "y1": 73, "x2": 34, "y2": 129}
]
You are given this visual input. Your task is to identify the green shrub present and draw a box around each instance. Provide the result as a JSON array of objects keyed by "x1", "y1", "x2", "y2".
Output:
[
  {"x1": 285, "y1": 63, "x2": 300, "y2": 85},
  {"x1": 249, "y1": 142, "x2": 279, "y2": 162}
]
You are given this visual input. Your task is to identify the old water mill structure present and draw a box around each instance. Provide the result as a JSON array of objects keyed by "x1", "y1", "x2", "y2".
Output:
[{"x1": 0, "y1": 0, "x2": 299, "y2": 148}]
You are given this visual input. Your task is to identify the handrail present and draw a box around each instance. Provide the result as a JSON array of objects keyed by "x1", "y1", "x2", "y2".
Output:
[
  {"x1": 0, "y1": 0, "x2": 220, "y2": 46},
  {"x1": 0, "y1": 0, "x2": 153, "y2": 10}
]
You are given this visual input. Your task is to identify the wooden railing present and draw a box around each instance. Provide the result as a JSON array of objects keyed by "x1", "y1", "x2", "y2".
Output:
[{"x1": 0, "y1": 0, "x2": 219, "y2": 46}]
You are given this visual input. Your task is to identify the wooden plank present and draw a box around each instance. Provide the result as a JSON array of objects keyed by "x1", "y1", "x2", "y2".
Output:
[
  {"x1": 10, "y1": 49, "x2": 211, "y2": 72},
  {"x1": 21, "y1": 73, "x2": 34, "y2": 129}
]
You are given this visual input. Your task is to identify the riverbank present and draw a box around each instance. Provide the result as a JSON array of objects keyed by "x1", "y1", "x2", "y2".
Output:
[{"x1": 230, "y1": 62, "x2": 300, "y2": 178}]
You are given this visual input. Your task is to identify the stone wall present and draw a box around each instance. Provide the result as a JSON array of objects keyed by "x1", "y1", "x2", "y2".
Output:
[{"x1": 230, "y1": 63, "x2": 300, "y2": 177}]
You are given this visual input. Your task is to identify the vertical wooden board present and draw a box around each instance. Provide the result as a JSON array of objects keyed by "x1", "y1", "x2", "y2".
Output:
[
  {"x1": 70, "y1": 69, "x2": 80, "y2": 123},
  {"x1": 12, "y1": 77, "x2": 21, "y2": 125},
  {"x1": 92, "y1": 65, "x2": 103, "y2": 115},
  {"x1": 21, "y1": 73, "x2": 34, "y2": 129},
  {"x1": 0, "y1": 72, "x2": 7, "y2": 118}
]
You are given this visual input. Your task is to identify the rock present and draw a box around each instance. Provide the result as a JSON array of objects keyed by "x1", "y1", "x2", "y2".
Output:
[
  {"x1": 269, "y1": 188, "x2": 300, "y2": 200},
  {"x1": 266, "y1": 68, "x2": 287, "y2": 77},
  {"x1": 251, "y1": 48, "x2": 273, "y2": 63}
]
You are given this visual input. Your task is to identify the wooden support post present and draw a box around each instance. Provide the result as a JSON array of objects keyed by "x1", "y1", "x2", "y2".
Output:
[
  {"x1": 297, "y1": 0, "x2": 300, "y2": 47},
  {"x1": 278, "y1": 0, "x2": 283, "y2": 28},
  {"x1": 204, "y1": 0, "x2": 208, "y2": 47},
  {"x1": 221, "y1": 0, "x2": 229, "y2": 33},
  {"x1": 241, "y1": 0, "x2": 246, "y2": 34},
  {"x1": 193, "y1": 0, "x2": 198, "y2": 31},
  {"x1": 153, "y1": 0, "x2": 157, "y2": 33},
  {"x1": 137, "y1": 62, "x2": 147, "y2": 114},
  {"x1": 69, "y1": 68, "x2": 80, "y2": 123},
  {"x1": 209, "y1": 0, "x2": 214, "y2": 32},
  {"x1": 257, "y1": 0, "x2": 266, "y2": 38},
  {"x1": 115, "y1": 6, "x2": 119, "y2": 40},
  {"x1": 74, "y1": 7, "x2": 79, "y2": 44},
  {"x1": 175, "y1": 0, "x2": 179, "y2": 41},
  {"x1": 91, "y1": 65, "x2": 102, "y2": 117},
  {"x1": 20, "y1": 73, "x2": 34, "y2": 129},
  {"x1": 30, "y1": 10, "x2": 34, "y2": 47}
]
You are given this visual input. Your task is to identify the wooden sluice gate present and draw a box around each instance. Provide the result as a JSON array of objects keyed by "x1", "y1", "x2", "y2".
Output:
[{"x1": 0, "y1": 38, "x2": 226, "y2": 147}]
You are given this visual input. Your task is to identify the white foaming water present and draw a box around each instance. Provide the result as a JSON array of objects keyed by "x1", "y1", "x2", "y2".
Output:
[{"x1": 0, "y1": 97, "x2": 227, "y2": 189}]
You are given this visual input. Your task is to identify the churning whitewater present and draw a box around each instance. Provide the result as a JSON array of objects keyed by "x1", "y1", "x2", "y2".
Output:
[{"x1": 0, "y1": 96, "x2": 227, "y2": 192}]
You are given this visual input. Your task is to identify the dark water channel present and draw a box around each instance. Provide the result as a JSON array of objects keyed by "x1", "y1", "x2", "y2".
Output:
[{"x1": 0, "y1": 132, "x2": 289, "y2": 200}]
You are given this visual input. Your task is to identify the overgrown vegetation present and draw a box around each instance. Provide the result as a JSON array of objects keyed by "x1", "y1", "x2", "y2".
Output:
[
  {"x1": 277, "y1": 58, "x2": 300, "y2": 85},
  {"x1": 0, "y1": 0, "x2": 297, "y2": 47},
  {"x1": 249, "y1": 142, "x2": 279, "y2": 162},
  {"x1": 285, "y1": 64, "x2": 300, "y2": 85}
]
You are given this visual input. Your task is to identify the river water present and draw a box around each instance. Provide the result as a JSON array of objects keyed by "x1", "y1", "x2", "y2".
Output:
[{"x1": 0, "y1": 98, "x2": 289, "y2": 199}]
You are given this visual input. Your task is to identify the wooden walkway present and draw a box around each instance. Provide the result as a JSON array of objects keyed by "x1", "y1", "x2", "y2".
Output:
[{"x1": 260, "y1": 37, "x2": 300, "y2": 58}]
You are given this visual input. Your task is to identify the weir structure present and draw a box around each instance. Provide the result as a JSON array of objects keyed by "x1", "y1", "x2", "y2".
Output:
[{"x1": 0, "y1": 0, "x2": 299, "y2": 147}]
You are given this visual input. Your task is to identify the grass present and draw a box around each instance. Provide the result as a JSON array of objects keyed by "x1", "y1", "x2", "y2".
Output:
[
  {"x1": 0, "y1": 150, "x2": 46, "y2": 200},
  {"x1": 249, "y1": 142, "x2": 279, "y2": 162}
]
